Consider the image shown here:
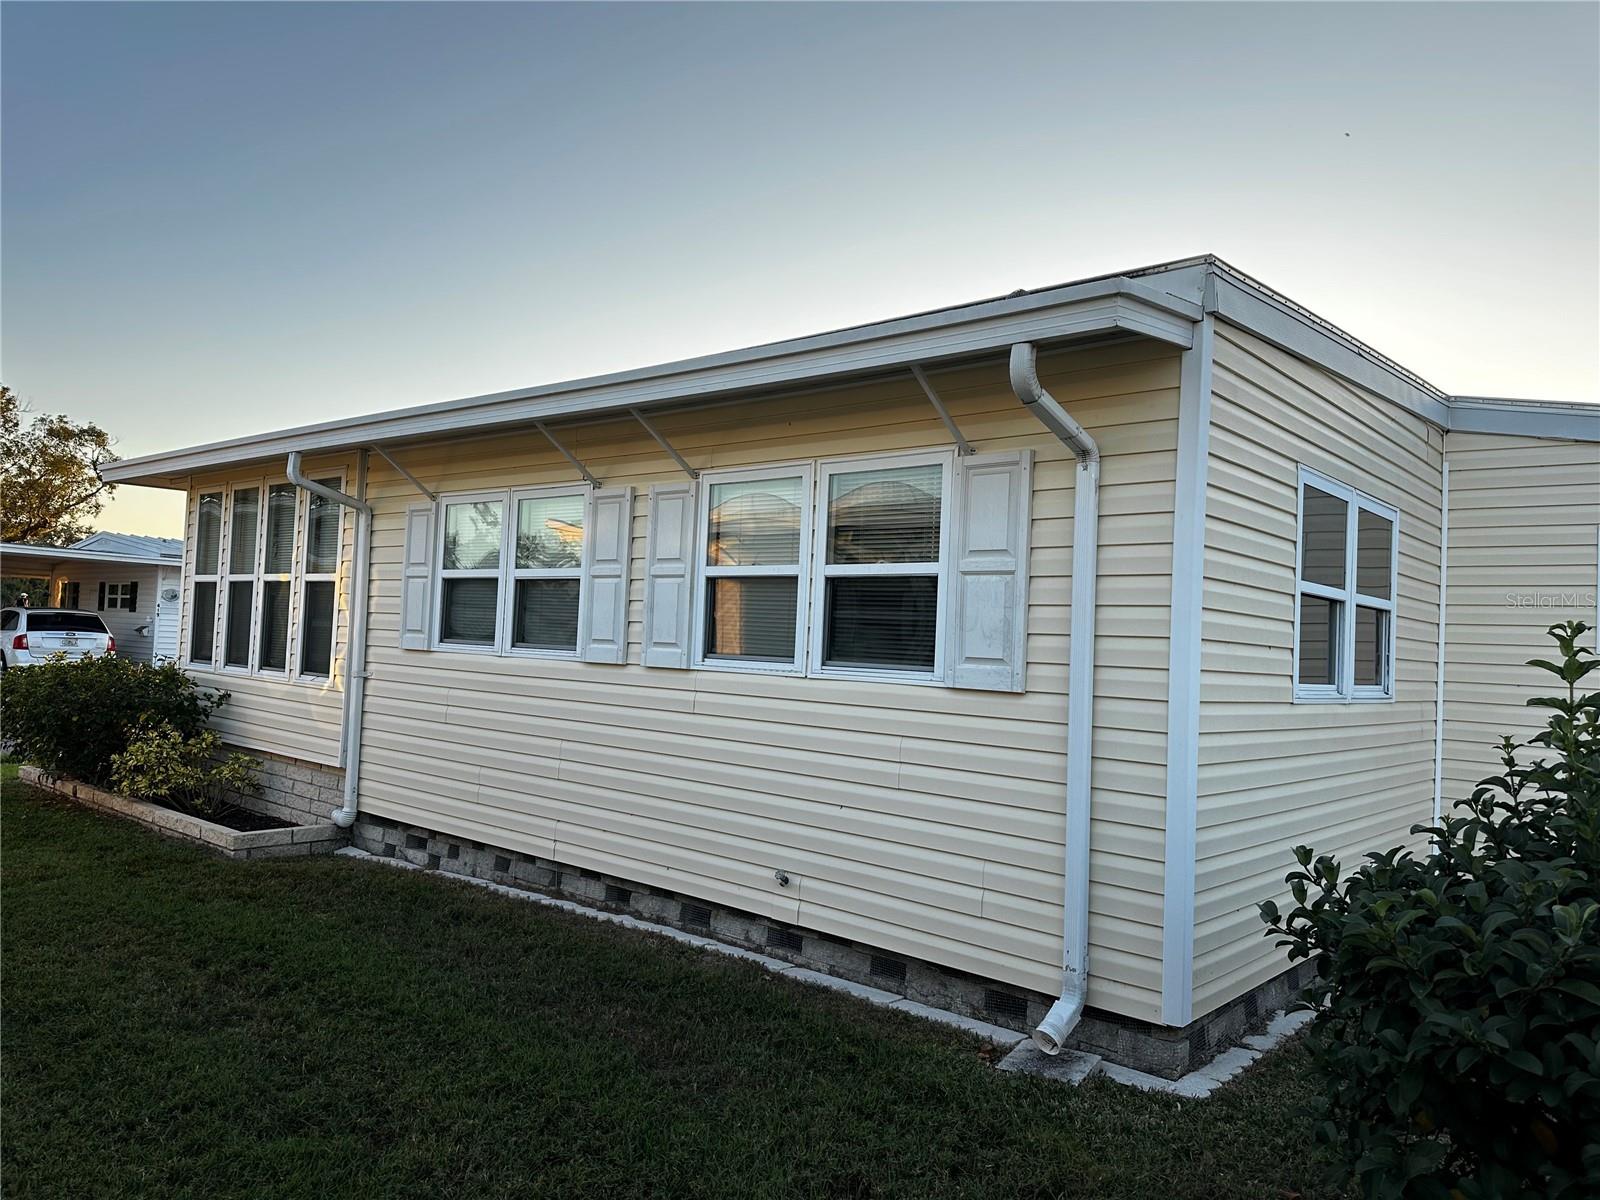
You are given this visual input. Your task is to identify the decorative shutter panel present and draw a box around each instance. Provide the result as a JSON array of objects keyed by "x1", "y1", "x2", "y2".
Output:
[
  {"x1": 98, "y1": 582, "x2": 107, "y2": 611},
  {"x1": 946, "y1": 449, "x2": 1033, "y2": 691},
  {"x1": 127, "y1": 581, "x2": 140, "y2": 612},
  {"x1": 641, "y1": 481, "x2": 697, "y2": 669},
  {"x1": 399, "y1": 503, "x2": 435, "y2": 650},
  {"x1": 579, "y1": 487, "x2": 634, "y2": 664}
]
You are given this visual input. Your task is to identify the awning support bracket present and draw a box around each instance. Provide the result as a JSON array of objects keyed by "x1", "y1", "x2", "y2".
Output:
[
  {"x1": 911, "y1": 364, "x2": 973, "y2": 455},
  {"x1": 535, "y1": 421, "x2": 601, "y2": 488},
  {"x1": 630, "y1": 408, "x2": 698, "y2": 479},
  {"x1": 371, "y1": 446, "x2": 437, "y2": 501}
]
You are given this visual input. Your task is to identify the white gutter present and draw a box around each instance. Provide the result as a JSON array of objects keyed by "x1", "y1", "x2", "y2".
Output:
[
  {"x1": 287, "y1": 450, "x2": 372, "y2": 829},
  {"x1": 1008, "y1": 342, "x2": 1100, "y2": 1055}
]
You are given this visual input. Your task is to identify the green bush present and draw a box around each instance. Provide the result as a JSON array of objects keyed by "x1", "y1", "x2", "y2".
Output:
[
  {"x1": 1261, "y1": 620, "x2": 1600, "y2": 1200},
  {"x1": 109, "y1": 719, "x2": 259, "y2": 818},
  {"x1": 1, "y1": 655, "x2": 226, "y2": 785}
]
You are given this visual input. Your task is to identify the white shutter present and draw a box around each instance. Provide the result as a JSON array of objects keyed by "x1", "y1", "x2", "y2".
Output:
[
  {"x1": 641, "y1": 481, "x2": 698, "y2": 669},
  {"x1": 946, "y1": 449, "x2": 1033, "y2": 691},
  {"x1": 399, "y1": 503, "x2": 435, "y2": 650},
  {"x1": 579, "y1": 486, "x2": 634, "y2": 664}
]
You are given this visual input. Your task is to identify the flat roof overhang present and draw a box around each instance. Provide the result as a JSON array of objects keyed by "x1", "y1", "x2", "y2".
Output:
[
  {"x1": 0, "y1": 543, "x2": 179, "y2": 573},
  {"x1": 101, "y1": 277, "x2": 1202, "y2": 489}
]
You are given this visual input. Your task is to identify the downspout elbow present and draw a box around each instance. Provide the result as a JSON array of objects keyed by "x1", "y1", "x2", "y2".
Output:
[{"x1": 1009, "y1": 343, "x2": 1099, "y2": 465}]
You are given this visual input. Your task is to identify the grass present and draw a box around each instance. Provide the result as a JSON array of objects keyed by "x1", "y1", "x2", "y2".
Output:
[{"x1": 1, "y1": 781, "x2": 1348, "y2": 1200}]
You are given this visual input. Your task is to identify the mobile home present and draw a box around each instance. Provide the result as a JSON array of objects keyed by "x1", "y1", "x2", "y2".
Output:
[{"x1": 102, "y1": 257, "x2": 1599, "y2": 1075}]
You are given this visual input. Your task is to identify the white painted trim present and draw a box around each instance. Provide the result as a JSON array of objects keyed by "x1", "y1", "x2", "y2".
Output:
[
  {"x1": 1433, "y1": 461, "x2": 1450, "y2": 824},
  {"x1": 1161, "y1": 314, "x2": 1213, "y2": 1029}
]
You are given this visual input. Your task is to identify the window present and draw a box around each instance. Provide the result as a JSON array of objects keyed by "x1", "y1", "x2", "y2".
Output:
[
  {"x1": 689, "y1": 451, "x2": 952, "y2": 682},
  {"x1": 299, "y1": 480, "x2": 341, "y2": 677},
  {"x1": 102, "y1": 582, "x2": 135, "y2": 611},
  {"x1": 432, "y1": 486, "x2": 589, "y2": 655},
  {"x1": 696, "y1": 468, "x2": 812, "y2": 670},
  {"x1": 58, "y1": 581, "x2": 80, "y2": 609},
  {"x1": 814, "y1": 457, "x2": 946, "y2": 676},
  {"x1": 189, "y1": 491, "x2": 223, "y2": 664},
  {"x1": 187, "y1": 477, "x2": 345, "y2": 680},
  {"x1": 1294, "y1": 467, "x2": 1398, "y2": 701}
]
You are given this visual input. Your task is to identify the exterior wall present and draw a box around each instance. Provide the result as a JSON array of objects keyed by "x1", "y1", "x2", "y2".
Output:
[
  {"x1": 1441, "y1": 432, "x2": 1600, "y2": 798},
  {"x1": 153, "y1": 566, "x2": 181, "y2": 662},
  {"x1": 354, "y1": 341, "x2": 1181, "y2": 1019},
  {"x1": 177, "y1": 452, "x2": 358, "y2": 767},
  {"x1": 45, "y1": 562, "x2": 171, "y2": 664},
  {"x1": 1193, "y1": 323, "x2": 1445, "y2": 1017}
]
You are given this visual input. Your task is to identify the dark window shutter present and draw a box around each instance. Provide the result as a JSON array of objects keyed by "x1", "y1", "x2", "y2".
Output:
[
  {"x1": 126, "y1": 581, "x2": 139, "y2": 611},
  {"x1": 97, "y1": 582, "x2": 106, "y2": 610}
]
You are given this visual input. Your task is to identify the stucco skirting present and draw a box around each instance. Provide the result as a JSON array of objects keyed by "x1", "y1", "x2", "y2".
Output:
[
  {"x1": 351, "y1": 812, "x2": 1314, "y2": 1078},
  {"x1": 18, "y1": 766, "x2": 343, "y2": 860}
]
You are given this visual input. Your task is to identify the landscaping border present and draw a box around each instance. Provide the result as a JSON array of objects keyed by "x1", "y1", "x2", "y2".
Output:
[{"x1": 17, "y1": 766, "x2": 344, "y2": 860}]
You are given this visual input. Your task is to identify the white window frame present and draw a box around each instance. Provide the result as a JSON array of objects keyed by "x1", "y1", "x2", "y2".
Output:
[
  {"x1": 432, "y1": 489, "x2": 507, "y2": 655},
  {"x1": 691, "y1": 462, "x2": 815, "y2": 676},
  {"x1": 809, "y1": 448, "x2": 954, "y2": 686},
  {"x1": 429, "y1": 485, "x2": 590, "y2": 658},
  {"x1": 504, "y1": 484, "x2": 589, "y2": 660},
  {"x1": 104, "y1": 582, "x2": 132, "y2": 610},
  {"x1": 293, "y1": 472, "x2": 346, "y2": 681},
  {"x1": 188, "y1": 477, "x2": 345, "y2": 684},
  {"x1": 1293, "y1": 465, "x2": 1399, "y2": 703},
  {"x1": 185, "y1": 489, "x2": 224, "y2": 669},
  {"x1": 255, "y1": 480, "x2": 300, "y2": 679},
  {"x1": 220, "y1": 480, "x2": 265, "y2": 675}
]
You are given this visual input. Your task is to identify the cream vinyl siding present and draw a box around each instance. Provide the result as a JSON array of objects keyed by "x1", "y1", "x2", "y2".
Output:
[
  {"x1": 1193, "y1": 324, "x2": 1444, "y2": 1017},
  {"x1": 1441, "y1": 432, "x2": 1600, "y2": 799},
  {"x1": 356, "y1": 342, "x2": 1180, "y2": 1018},
  {"x1": 177, "y1": 454, "x2": 357, "y2": 767}
]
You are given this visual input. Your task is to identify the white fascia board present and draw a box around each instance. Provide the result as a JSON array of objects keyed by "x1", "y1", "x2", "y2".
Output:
[
  {"x1": 0, "y1": 543, "x2": 177, "y2": 569},
  {"x1": 1445, "y1": 397, "x2": 1600, "y2": 442},
  {"x1": 1207, "y1": 274, "x2": 1454, "y2": 429},
  {"x1": 103, "y1": 281, "x2": 1200, "y2": 487}
]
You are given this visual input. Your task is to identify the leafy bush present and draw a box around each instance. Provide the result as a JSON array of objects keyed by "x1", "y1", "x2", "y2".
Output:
[
  {"x1": 1, "y1": 655, "x2": 226, "y2": 785},
  {"x1": 109, "y1": 719, "x2": 259, "y2": 818},
  {"x1": 1261, "y1": 620, "x2": 1600, "y2": 1200}
]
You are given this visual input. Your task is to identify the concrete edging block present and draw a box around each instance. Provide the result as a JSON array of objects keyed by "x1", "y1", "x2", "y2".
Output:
[{"x1": 16, "y1": 766, "x2": 345, "y2": 860}]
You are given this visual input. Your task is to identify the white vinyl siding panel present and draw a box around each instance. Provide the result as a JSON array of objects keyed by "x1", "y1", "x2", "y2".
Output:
[
  {"x1": 44, "y1": 563, "x2": 167, "y2": 664},
  {"x1": 177, "y1": 453, "x2": 356, "y2": 767},
  {"x1": 355, "y1": 342, "x2": 1180, "y2": 1019},
  {"x1": 1193, "y1": 324, "x2": 1444, "y2": 1017},
  {"x1": 1441, "y1": 432, "x2": 1600, "y2": 799}
]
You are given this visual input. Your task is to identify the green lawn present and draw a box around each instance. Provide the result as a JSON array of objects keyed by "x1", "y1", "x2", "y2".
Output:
[{"x1": 1, "y1": 782, "x2": 1347, "y2": 1200}]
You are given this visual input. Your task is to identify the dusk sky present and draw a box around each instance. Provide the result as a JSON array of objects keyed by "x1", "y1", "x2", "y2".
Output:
[{"x1": 3, "y1": 1, "x2": 1596, "y2": 537}]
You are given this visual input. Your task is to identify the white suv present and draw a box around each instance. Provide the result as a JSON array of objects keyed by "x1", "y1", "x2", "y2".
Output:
[{"x1": 0, "y1": 608, "x2": 116, "y2": 671}]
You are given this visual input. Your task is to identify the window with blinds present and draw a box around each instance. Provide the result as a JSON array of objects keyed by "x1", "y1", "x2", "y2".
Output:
[
  {"x1": 688, "y1": 451, "x2": 954, "y2": 681},
  {"x1": 431, "y1": 486, "x2": 589, "y2": 655}
]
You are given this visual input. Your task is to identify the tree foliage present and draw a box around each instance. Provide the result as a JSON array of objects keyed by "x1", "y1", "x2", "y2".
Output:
[
  {"x1": 0, "y1": 385, "x2": 119, "y2": 545},
  {"x1": 1262, "y1": 621, "x2": 1600, "y2": 1199}
]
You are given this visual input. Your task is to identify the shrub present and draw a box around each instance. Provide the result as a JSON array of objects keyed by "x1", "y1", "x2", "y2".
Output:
[
  {"x1": 1, "y1": 655, "x2": 226, "y2": 785},
  {"x1": 109, "y1": 719, "x2": 259, "y2": 819},
  {"x1": 1261, "y1": 620, "x2": 1600, "y2": 1200}
]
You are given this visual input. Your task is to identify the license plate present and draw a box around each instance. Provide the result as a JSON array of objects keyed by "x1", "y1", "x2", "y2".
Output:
[{"x1": 61, "y1": 634, "x2": 78, "y2": 645}]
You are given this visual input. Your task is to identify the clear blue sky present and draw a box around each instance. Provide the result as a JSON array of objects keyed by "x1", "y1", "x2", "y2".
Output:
[{"x1": 3, "y1": 2, "x2": 1595, "y2": 536}]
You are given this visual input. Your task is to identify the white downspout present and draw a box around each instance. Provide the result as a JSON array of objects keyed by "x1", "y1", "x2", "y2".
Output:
[
  {"x1": 287, "y1": 450, "x2": 372, "y2": 829},
  {"x1": 1009, "y1": 342, "x2": 1100, "y2": 1055}
]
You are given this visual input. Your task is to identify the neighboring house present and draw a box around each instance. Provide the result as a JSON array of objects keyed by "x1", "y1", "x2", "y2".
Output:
[
  {"x1": 101, "y1": 256, "x2": 1600, "y2": 1076},
  {"x1": 0, "y1": 533, "x2": 184, "y2": 663}
]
